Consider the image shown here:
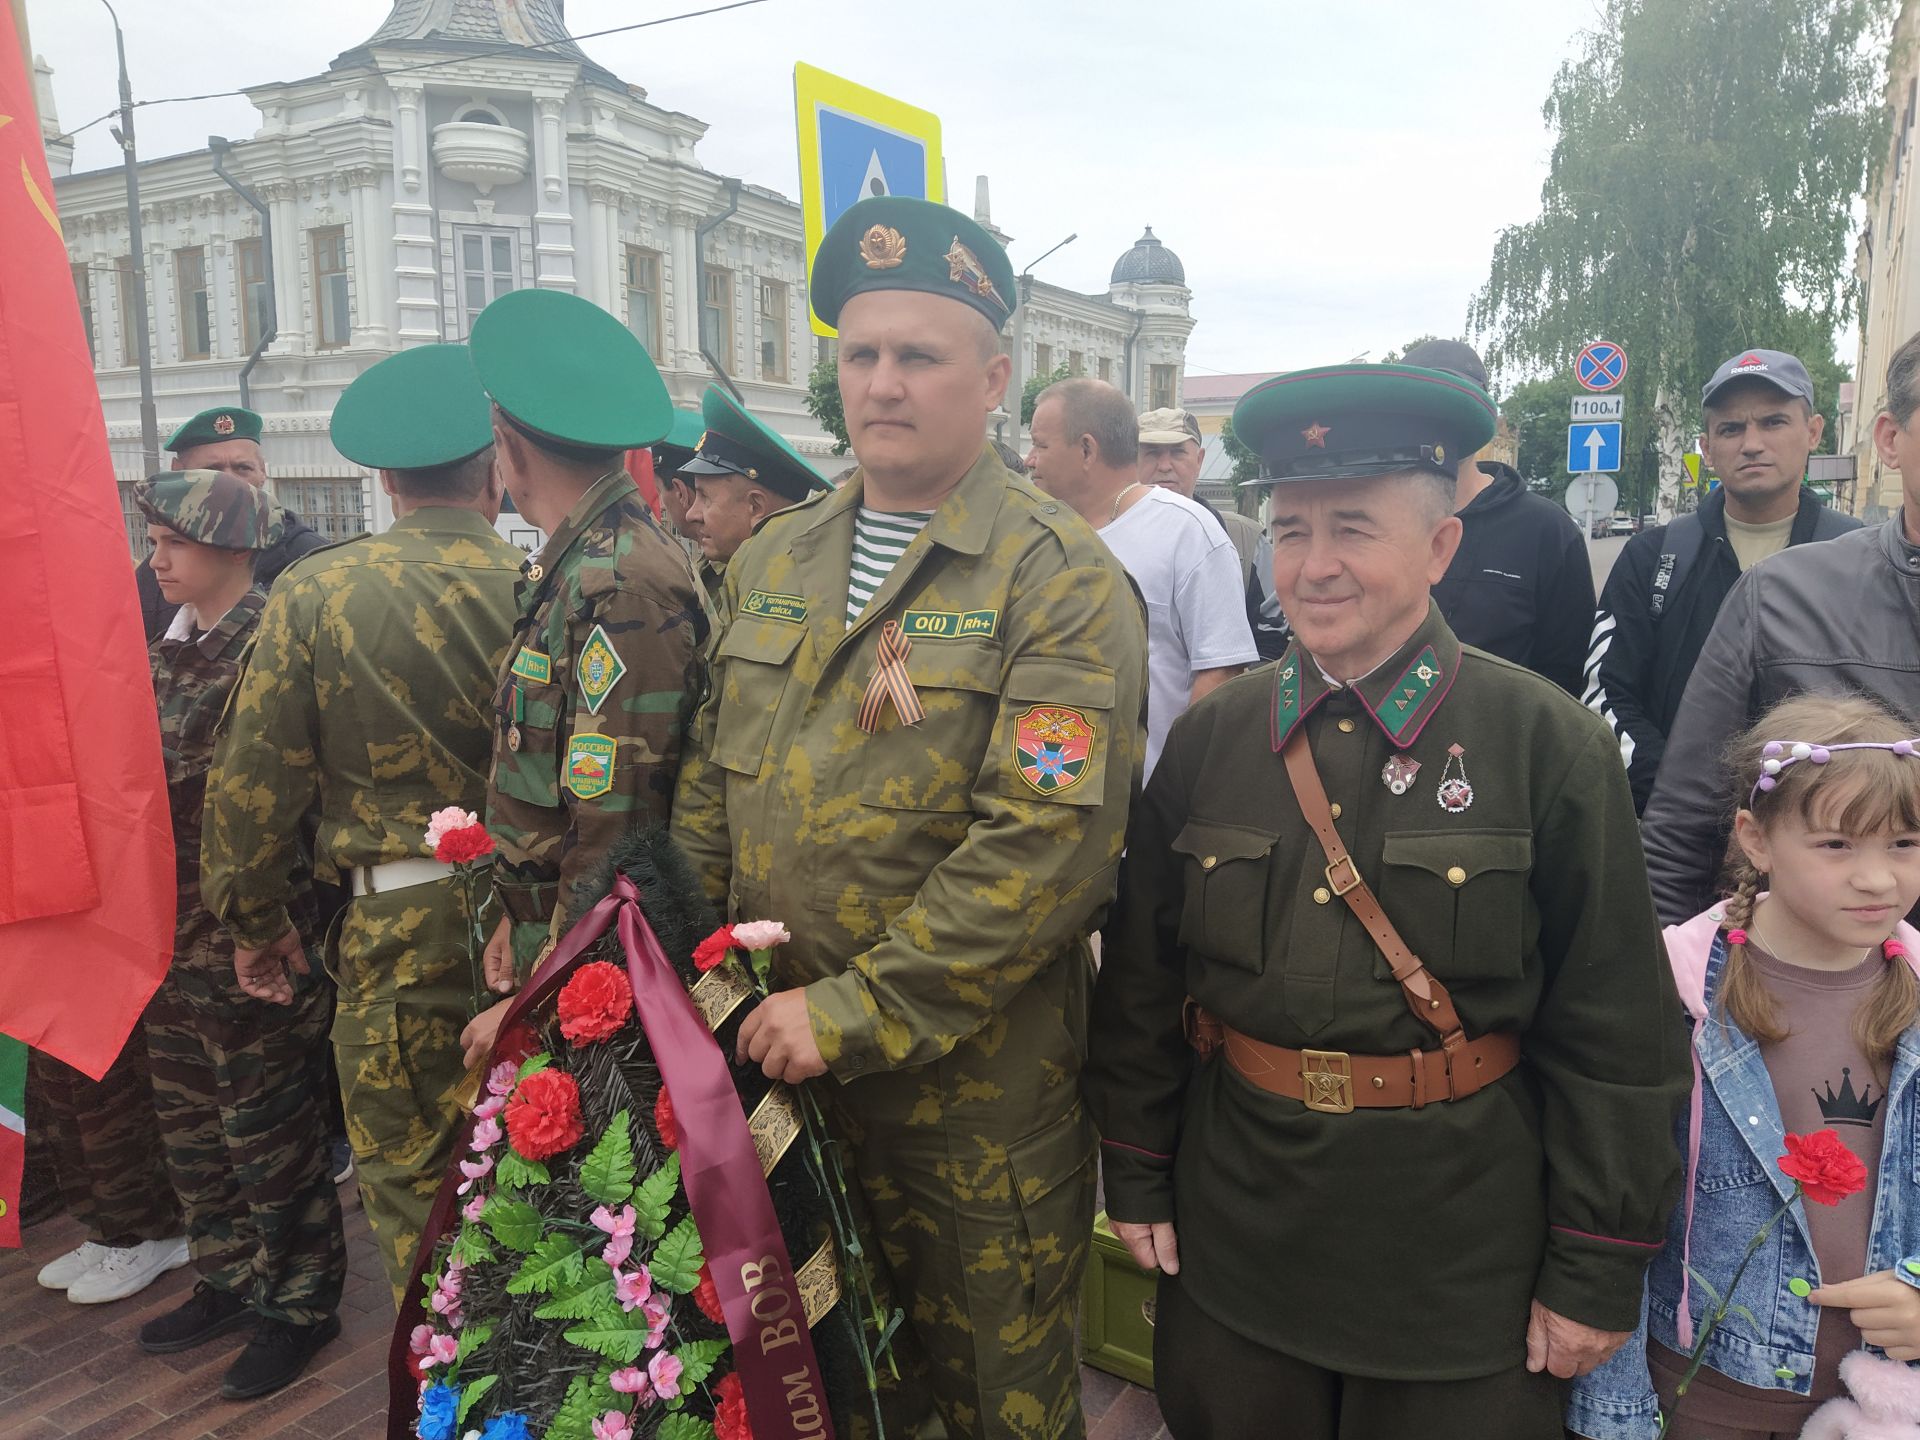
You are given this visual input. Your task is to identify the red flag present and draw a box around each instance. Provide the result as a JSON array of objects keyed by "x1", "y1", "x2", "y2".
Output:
[
  {"x1": 0, "y1": 6, "x2": 173, "y2": 1080},
  {"x1": 627, "y1": 445, "x2": 661, "y2": 519}
]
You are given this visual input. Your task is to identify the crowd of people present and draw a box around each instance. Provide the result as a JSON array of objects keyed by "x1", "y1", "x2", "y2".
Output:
[{"x1": 14, "y1": 190, "x2": 1920, "y2": 1440}]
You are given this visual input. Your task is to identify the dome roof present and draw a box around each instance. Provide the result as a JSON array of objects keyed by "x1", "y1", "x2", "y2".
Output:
[{"x1": 1111, "y1": 226, "x2": 1185, "y2": 285}]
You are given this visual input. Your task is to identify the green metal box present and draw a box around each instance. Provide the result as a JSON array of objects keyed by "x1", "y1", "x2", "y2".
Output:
[{"x1": 1080, "y1": 1212, "x2": 1156, "y2": 1388}]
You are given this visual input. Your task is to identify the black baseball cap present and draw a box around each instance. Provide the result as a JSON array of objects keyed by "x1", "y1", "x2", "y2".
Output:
[
  {"x1": 1701, "y1": 349, "x2": 1815, "y2": 408},
  {"x1": 1400, "y1": 339, "x2": 1488, "y2": 391}
]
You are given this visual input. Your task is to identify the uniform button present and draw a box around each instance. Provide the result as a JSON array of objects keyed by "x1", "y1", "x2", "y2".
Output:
[
  {"x1": 1329, "y1": 803, "x2": 1342, "y2": 819},
  {"x1": 1337, "y1": 718, "x2": 1356, "y2": 733},
  {"x1": 849, "y1": 1055, "x2": 867, "y2": 1071},
  {"x1": 1041, "y1": 504, "x2": 1059, "y2": 514},
  {"x1": 527, "y1": 562, "x2": 544, "y2": 582},
  {"x1": 1370, "y1": 1076, "x2": 1384, "y2": 1089},
  {"x1": 1445, "y1": 865, "x2": 1467, "y2": 886},
  {"x1": 1201, "y1": 856, "x2": 1218, "y2": 870},
  {"x1": 1313, "y1": 887, "x2": 1331, "y2": 905}
]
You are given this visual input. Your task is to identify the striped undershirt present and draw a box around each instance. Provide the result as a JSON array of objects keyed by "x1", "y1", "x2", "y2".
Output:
[{"x1": 847, "y1": 506, "x2": 934, "y2": 627}]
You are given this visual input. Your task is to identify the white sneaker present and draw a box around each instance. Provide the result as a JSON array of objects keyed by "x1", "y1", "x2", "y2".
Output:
[
  {"x1": 37, "y1": 1241, "x2": 109, "y2": 1291},
  {"x1": 65, "y1": 1236, "x2": 191, "y2": 1305}
]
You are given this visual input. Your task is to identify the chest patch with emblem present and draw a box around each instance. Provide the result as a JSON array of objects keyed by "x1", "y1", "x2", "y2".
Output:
[
  {"x1": 1014, "y1": 705, "x2": 1095, "y2": 796},
  {"x1": 900, "y1": 608, "x2": 999, "y2": 640},
  {"x1": 742, "y1": 590, "x2": 808, "y2": 624},
  {"x1": 565, "y1": 733, "x2": 617, "y2": 799},
  {"x1": 509, "y1": 647, "x2": 552, "y2": 684},
  {"x1": 576, "y1": 624, "x2": 627, "y2": 715}
]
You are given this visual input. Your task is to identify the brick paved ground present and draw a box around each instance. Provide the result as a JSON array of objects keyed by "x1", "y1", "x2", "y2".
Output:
[{"x1": 1, "y1": 1183, "x2": 1169, "y2": 1440}]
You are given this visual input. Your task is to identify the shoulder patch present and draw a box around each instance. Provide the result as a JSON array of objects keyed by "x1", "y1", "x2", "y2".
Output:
[
  {"x1": 900, "y1": 608, "x2": 998, "y2": 640},
  {"x1": 576, "y1": 624, "x2": 627, "y2": 714},
  {"x1": 509, "y1": 647, "x2": 552, "y2": 684},
  {"x1": 1014, "y1": 704, "x2": 1095, "y2": 795},
  {"x1": 741, "y1": 590, "x2": 808, "y2": 624},
  {"x1": 565, "y1": 732, "x2": 617, "y2": 799}
]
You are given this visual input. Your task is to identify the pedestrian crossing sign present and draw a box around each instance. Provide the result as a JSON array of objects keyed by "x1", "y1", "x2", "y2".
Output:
[{"x1": 795, "y1": 62, "x2": 944, "y2": 337}]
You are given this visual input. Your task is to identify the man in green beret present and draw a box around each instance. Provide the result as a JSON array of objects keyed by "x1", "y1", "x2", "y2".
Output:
[
  {"x1": 134, "y1": 405, "x2": 330, "y2": 640},
  {"x1": 679, "y1": 384, "x2": 831, "y2": 599},
  {"x1": 1084, "y1": 364, "x2": 1689, "y2": 1438},
  {"x1": 200, "y1": 345, "x2": 524, "y2": 1297},
  {"x1": 131, "y1": 470, "x2": 348, "y2": 1399},
  {"x1": 672, "y1": 195, "x2": 1148, "y2": 1440},
  {"x1": 460, "y1": 288, "x2": 706, "y2": 1060}
]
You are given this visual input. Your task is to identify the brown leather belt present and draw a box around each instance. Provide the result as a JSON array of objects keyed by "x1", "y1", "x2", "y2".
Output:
[{"x1": 1185, "y1": 1004, "x2": 1521, "y2": 1112}]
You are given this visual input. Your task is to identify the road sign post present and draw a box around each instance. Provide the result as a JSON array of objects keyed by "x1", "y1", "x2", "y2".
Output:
[
  {"x1": 794, "y1": 63, "x2": 943, "y2": 337},
  {"x1": 1563, "y1": 472, "x2": 1620, "y2": 548}
]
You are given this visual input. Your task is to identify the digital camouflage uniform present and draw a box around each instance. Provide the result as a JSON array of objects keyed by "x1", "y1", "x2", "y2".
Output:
[
  {"x1": 672, "y1": 445, "x2": 1148, "y2": 1440},
  {"x1": 202, "y1": 507, "x2": 523, "y2": 1295},
  {"x1": 145, "y1": 581, "x2": 345, "y2": 1326},
  {"x1": 486, "y1": 469, "x2": 706, "y2": 969}
]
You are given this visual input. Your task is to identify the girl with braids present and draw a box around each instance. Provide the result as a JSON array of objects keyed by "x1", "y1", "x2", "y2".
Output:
[{"x1": 1569, "y1": 693, "x2": 1920, "y2": 1440}]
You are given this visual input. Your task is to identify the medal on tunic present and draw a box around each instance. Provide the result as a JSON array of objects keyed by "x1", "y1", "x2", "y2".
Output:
[
  {"x1": 1436, "y1": 743, "x2": 1474, "y2": 813},
  {"x1": 1381, "y1": 754, "x2": 1420, "y2": 795},
  {"x1": 526, "y1": 562, "x2": 544, "y2": 583},
  {"x1": 507, "y1": 723, "x2": 522, "y2": 752}
]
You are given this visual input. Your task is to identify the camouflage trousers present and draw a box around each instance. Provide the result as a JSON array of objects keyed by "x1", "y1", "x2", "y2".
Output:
[
  {"x1": 824, "y1": 1078, "x2": 1096, "y2": 1440},
  {"x1": 145, "y1": 954, "x2": 345, "y2": 1325},
  {"x1": 328, "y1": 874, "x2": 481, "y2": 1300},
  {"x1": 28, "y1": 1003, "x2": 181, "y2": 1247}
]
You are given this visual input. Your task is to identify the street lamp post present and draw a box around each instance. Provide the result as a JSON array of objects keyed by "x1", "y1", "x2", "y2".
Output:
[
  {"x1": 1003, "y1": 232, "x2": 1076, "y2": 452},
  {"x1": 102, "y1": 0, "x2": 158, "y2": 473}
]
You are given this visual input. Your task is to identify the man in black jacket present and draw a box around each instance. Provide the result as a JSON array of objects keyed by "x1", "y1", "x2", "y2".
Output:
[
  {"x1": 1406, "y1": 340, "x2": 1595, "y2": 694},
  {"x1": 1582, "y1": 349, "x2": 1858, "y2": 811},
  {"x1": 135, "y1": 406, "x2": 331, "y2": 641}
]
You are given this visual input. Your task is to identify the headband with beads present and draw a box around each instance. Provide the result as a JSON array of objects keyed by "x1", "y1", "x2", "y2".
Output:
[{"x1": 1750, "y1": 737, "x2": 1920, "y2": 807}]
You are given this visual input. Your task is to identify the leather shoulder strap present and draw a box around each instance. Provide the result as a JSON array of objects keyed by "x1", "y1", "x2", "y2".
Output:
[{"x1": 1280, "y1": 726, "x2": 1467, "y2": 1048}]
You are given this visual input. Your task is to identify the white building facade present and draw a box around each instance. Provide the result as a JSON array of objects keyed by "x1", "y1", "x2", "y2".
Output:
[{"x1": 46, "y1": 0, "x2": 1194, "y2": 553}]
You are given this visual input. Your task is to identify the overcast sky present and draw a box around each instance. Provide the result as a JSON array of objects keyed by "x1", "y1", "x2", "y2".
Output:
[{"x1": 27, "y1": 0, "x2": 1611, "y2": 377}]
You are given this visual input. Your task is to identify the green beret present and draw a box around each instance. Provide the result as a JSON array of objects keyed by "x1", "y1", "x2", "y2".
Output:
[
  {"x1": 135, "y1": 470, "x2": 280, "y2": 551},
  {"x1": 678, "y1": 385, "x2": 830, "y2": 504},
  {"x1": 653, "y1": 408, "x2": 706, "y2": 478},
  {"x1": 164, "y1": 405, "x2": 263, "y2": 452},
  {"x1": 809, "y1": 195, "x2": 1016, "y2": 332},
  {"x1": 1232, "y1": 363, "x2": 1498, "y2": 488},
  {"x1": 331, "y1": 345, "x2": 493, "y2": 471},
  {"x1": 469, "y1": 288, "x2": 672, "y2": 451}
]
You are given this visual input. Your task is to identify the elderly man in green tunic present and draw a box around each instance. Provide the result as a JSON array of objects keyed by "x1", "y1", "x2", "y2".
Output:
[
  {"x1": 203, "y1": 344, "x2": 524, "y2": 1298},
  {"x1": 1084, "y1": 364, "x2": 1689, "y2": 1439}
]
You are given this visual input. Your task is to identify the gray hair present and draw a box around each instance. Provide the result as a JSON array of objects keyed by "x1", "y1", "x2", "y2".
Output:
[
  {"x1": 1035, "y1": 377, "x2": 1138, "y2": 467},
  {"x1": 1889, "y1": 331, "x2": 1920, "y2": 427},
  {"x1": 1409, "y1": 468, "x2": 1456, "y2": 522}
]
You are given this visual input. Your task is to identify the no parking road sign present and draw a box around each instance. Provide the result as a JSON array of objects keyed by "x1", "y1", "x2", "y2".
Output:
[
  {"x1": 1574, "y1": 340, "x2": 1627, "y2": 392},
  {"x1": 795, "y1": 63, "x2": 944, "y2": 336}
]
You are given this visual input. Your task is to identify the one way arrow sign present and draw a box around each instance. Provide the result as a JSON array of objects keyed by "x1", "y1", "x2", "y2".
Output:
[{"x1": 1567, "y1": 421, "x2": 1622, "y2": 474}]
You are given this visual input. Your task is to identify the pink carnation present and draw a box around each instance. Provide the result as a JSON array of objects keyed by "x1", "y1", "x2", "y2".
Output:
[
  {"x1": 424, "y1": 807, "x2": 481, "y2": 852},
  {"x1": 647, "y1": 1351, "x2": 684, "y2": 1400},
  {"x1": 731, "y1": 919, "x2": 791, "y2": 951}
]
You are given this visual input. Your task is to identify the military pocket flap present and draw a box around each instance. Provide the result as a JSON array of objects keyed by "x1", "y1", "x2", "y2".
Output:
[
  {"x1": 1382, "y1": 830, "x2": 1533, "y2": 884},
  {"x1": 903, "y1": 638, "x2": 1001, "y2": 693},
  {"x1": 1004, "y1": 656, "x2": 1116, "y2": 710},
  {"x1": 1171, "y1": 819, "x2": 1280, "y2": 867},
  {"x1": 716, "y1": 616, "x2": 807, "y2": 666},
  {"x1": 1006, "y1": 1107, "x2": 1096, "y2": 1207}
]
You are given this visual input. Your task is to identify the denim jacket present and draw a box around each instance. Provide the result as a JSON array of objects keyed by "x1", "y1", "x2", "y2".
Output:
[{"x1": 1566, "y1": 908, "x2": 1920, "y2": 1440}]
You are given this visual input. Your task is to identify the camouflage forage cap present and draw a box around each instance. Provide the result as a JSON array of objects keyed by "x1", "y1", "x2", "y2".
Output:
[
  {"x1": 809, "y1": 195, "x2": 1017, "y2": 332},
  {"x1": 134, "y1": 469, "x2": 280, "y2": 551},
  {"x1": 1232, "y1": 363, "x2": 1497, "y2": 488},
  {"x1": 653, "y1": 407, "x2": 706, "y2": 478},
  {"x1": 469, "y1": 288, "x2": 674, "y2": 451},
  {"x1": 331, "y1": 344, "x2": 494, "y2": 470},
  {"x1": 164, "y1": 405, "x2": 263, "y2": 452},
  {"x1": 678, "y1": 384, "x2": 831, "y2": 503}
]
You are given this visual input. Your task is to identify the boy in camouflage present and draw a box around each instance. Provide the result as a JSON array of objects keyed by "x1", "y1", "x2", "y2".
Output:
[{"x1": 133, "y1": 471, "x2": 346, "y2": 1400}]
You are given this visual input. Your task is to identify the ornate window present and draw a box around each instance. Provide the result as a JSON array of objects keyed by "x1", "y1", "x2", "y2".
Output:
[
  {"x1": 176, "y1": 247, "x2": 210, "y2": 360},
  {"x1": 312, "y1": 226, "x2": 350, "y2": 349}
]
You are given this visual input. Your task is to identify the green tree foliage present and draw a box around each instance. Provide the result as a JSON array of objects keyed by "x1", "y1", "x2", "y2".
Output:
[
  {"x1": 1021, "y1": 363, "x2": 1072, "y2": 426},
  {"x1": 1502, "y1": 375, "x2": 1581, "y2": 500},
  {"x1": 1221, "y1": 416, "x2": 1263, "y2": 486},
  {"x1": 804, "y1": 355, "x2": 850, "y2": 455},
  {"x1": 1469, "y1": 0, "x2": 1890, "y2": 516}
]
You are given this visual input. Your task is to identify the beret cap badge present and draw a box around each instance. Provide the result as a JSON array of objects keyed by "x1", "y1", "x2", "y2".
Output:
[
  {"x1": 859, "y1": 225, "x2": 907, "y2": 270},
  {"x1": 945, "y1": 237, "x2": 1004, "y2": 307},
  {"x1": 213, "y1": 413, "x2": 236, "y2": 436}
]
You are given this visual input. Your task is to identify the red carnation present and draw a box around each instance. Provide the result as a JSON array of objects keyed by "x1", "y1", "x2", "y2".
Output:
[
  {"x1": 653, "y1": 1084, "x2": 678, "y2": 1151},
  {"x1": 1778, "y1": 1129, "x2": 1869, "y2": 1207},
  {"x1": 713, "y1": 1372, "x2": 753, "y2": 1440},
  {"x1": 694, "y1": 1262, "x2": 724, "y2": 1323},
  {"x1": 693, "y1": 926, "x2": 737, "y2": 972},
  {"x1": 433, "y1": 823, "x2": 496, "y2": 865},
  {"x1": 557, "y1": 961, "x2": 633, "y2": 1045},
  {"x1": 505, "y1": 1069, "x2": 584, "y2": 1161}
]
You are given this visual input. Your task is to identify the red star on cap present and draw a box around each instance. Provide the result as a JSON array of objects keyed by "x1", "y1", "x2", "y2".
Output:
[{"x1": 1301, "y1": 422, "x2": 1331, "y2": 448}]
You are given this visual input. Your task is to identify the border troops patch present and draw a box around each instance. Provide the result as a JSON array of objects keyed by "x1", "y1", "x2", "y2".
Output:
[
  {"x1": 576, "y1": 625, "x2": 626, "y2": 715},
  {"x1": 565, "y1": 733, "x2": 617, "y2": 799},
  {"x1": 1014, "y1": 705, "x2": 1095, "y2": 796}
]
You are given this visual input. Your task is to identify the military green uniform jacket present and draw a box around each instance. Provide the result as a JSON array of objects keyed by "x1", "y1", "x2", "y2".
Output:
[
  {"x1": 202, "y1": 509, "x2": 525, "y2": 948},
  {"x1": 488, "y1": 471, "x2": 705, "y2": 958},
  {"x1": 1085, "y1": 606, "x2": 1688, "y2": 1380},
  {"x1": 672, "y1": 449, "x2": 1148, "y2": 1087}
]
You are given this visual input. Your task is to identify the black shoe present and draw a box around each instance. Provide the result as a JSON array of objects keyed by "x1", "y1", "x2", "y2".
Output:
[
  {"x1": 330, "y1": 1138, "x2": 355, "y2": 1186},
  {"x1": 137, "y1": 1281, "x2": 253, "y2": 1354},
  {"x1": 221, "y1": 1312, "x2": 341, "y2": 1400}
]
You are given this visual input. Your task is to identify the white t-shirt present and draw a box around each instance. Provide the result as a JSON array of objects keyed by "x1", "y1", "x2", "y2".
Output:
[{"x1": 1099, "y1": 486, "x2": 1260, "y2": 777}]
